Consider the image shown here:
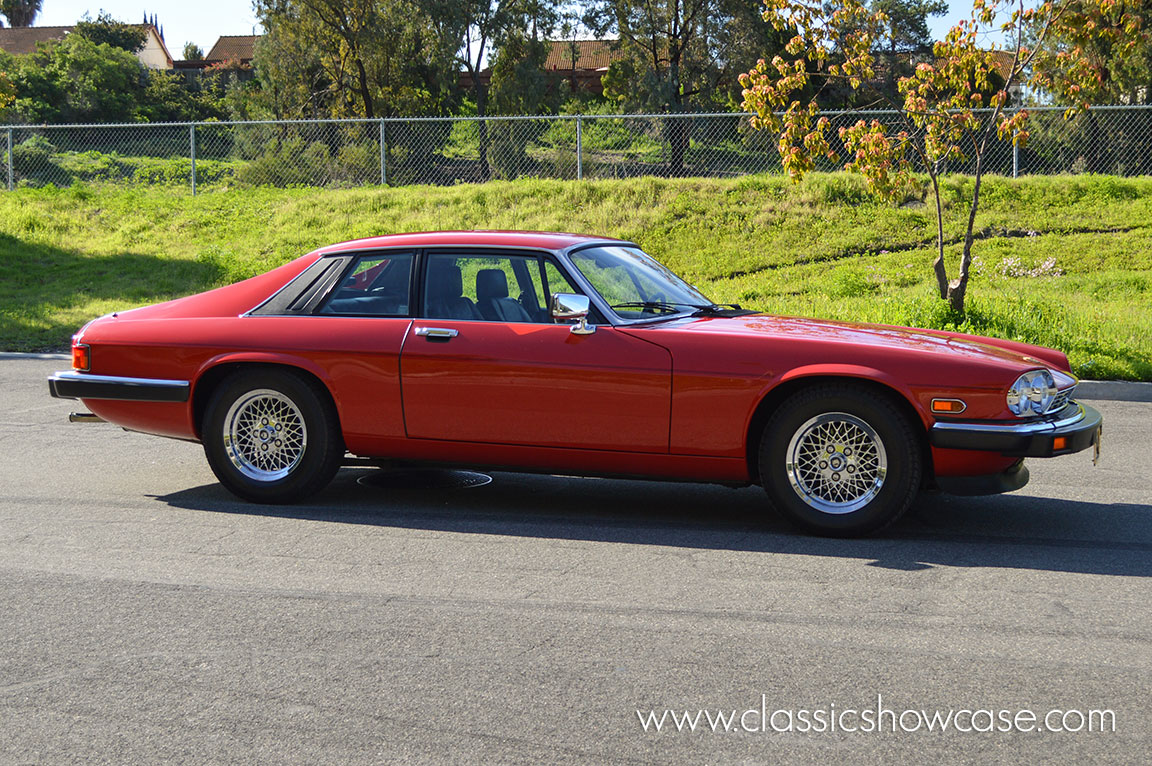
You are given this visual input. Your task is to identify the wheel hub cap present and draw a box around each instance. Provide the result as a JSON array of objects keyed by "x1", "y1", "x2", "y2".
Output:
[
  {"x1": 785, "y1": 412, "x2": 887, "y2": 514},
  {"x1": 223, "y1": 389, "x2": 307, "y2": 482}
]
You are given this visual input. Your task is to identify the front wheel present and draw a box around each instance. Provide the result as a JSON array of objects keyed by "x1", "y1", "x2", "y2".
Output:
[
  {"x1": 759, "y1": 384, "x2": 922, "y2": 537},
  {"x1": 202, "y1": 369, "x2": 343, "y2": 503}
]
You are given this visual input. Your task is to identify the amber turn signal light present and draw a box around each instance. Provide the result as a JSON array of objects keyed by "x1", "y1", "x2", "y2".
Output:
[
  {"x1": 930, "y1": 398, "x2": 966, "y2": 414},
  {"x1": 926, "y1": 396, "x2": 963, "y2": 414},
  {"x1": 72, "y1": 342, "x2": 90, "y2": 371},
  {"x1": 1053, "y1": 436, "x2": 1067, "y2": 451}
]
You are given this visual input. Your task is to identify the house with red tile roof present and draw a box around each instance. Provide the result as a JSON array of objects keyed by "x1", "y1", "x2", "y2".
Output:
[
  {"x1": 173, "y1": 34, "x2": 258, "y2": 70},
  {"x1": 458, "y1": 39, "x2": 624, "y2": 96},
  {"x1": 0, "y1": 23, "x2": 173, "y2": 68}
]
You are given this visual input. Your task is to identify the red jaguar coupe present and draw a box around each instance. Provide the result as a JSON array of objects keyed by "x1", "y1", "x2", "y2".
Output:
[{"x1": 49, "y1": 231, "x2": 1101, "y2": 536}]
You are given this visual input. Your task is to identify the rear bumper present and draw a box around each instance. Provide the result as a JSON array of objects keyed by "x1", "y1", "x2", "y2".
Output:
[
  {"x1": 48, "y1": 370, "x2": 190, "y2": 403},
  {"x1": 929, "y1": 402, "x2": 1102, "y2": 458}
]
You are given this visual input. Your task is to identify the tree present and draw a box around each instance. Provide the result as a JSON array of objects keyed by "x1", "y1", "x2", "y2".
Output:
[
  {"x1": 1, "y1": 16, "x2": 226, "y2": 125},
  {"x1": 740, "y1": 0, "x2": 1147, "y2": 313},
  {"x1": 557, "y1": 11, "x2": 583, "y2": 93},
  {"x1": 245, "y1": 27, "x2": 329, "y2": 119},
  {"x1": 1, "y1": 0, "x2": 42, "y2": 27},
  {"x1": 253, "y1": 0, "x2": 457, "y2": 119},
  {"x1": 869, "y1": 0, "x2": 949, "y2": 104},
  {"x1": 589, "y1": 0, "x2": 721, "y2": 174},
  {"x1": 1030, "y1": 0, "x2": 1152, "y2": 104},
  {"x1": 183, "y1": 42, "x2": 205, "y2": 61},
  {"x1": 74, "y1": 12, "x2": 149, "y2": 53},
  {"x1": 588, "y1": 0, "x2": 794, "y2": 171},
  {"x1": 10, "y1": 34, "x2": 146, "y2": 123},
  {"x1": 138, "y1": 69, "x2": 225, "y2": 122},
  {"x1": 873, "y1": 0, "x2": 949, "y2": 54},
  {"x1": 447, "y1": 1, "x2": 516, "y2": 178},
  {"x1": 452, "y1": 1, "x2": 513, "y2": 117},
  {"x1": 0, "y1": 69, "x2": 14, "y2": 112},
  {"x1": 586, "y1": 0, "x2": 714, "y2": 113},
  {"x1": 709, "y1": 0, "x2": 801, "y2": 108},
  {"x1": 439, "y1": 1, "x2": 560, "y2": 179},
  {"x1": 487, "y1": 31, "x2": 552, "y2": 177}
]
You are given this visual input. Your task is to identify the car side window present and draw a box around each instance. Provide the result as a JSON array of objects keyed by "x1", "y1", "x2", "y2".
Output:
[
  {"x1": 542, "y1": 259, "x2": 609, "y2": 325},
  {"x1": 543, "y1": 260, "x2": 579, "y2": 297},
  {"x1": 318, "y1": 253, "x2": 413, "y2": 316},
  {"x1": 425, "y1": 253, "x2": 561, "y2": 323}
]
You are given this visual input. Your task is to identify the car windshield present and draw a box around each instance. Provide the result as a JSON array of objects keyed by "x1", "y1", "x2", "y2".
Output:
[{"x1": 568, "y1": 246, "x2": 713, "y2": 320}]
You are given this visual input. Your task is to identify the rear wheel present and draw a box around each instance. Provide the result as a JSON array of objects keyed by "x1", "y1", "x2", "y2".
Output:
[
  {"x1": 203, "y1": 369, "x2": 343, "y2": 503},
  {"x1": 759, "y1": 384, "x2": 921, "y2": 537}
]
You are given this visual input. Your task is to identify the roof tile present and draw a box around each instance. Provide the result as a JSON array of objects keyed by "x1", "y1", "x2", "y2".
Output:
[
  {"x1": 206, "y1": 34, "x2": 258, "y2": 62},
  {"x1": 543, "y1": 39, "x2": 621, "y2": 71}
]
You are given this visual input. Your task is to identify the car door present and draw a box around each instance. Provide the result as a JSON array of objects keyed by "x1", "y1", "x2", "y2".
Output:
[{"x1": 400, "y1": 250, "x2": 672, "y2": 453}]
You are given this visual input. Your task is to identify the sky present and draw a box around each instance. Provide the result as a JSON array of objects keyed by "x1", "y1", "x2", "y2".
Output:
[
  {"x1": 35, "y1": 1, "x2": 261, "y2": 60},
  {"x1": 929, "y1": 5, "x2": 971, "y2": 44},
  {"x1": 31, "y1": 1, "x2": 989, "y2": 64}
]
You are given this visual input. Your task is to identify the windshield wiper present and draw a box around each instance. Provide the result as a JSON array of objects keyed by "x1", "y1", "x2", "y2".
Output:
[
  {"x1": 691, "y1": 302, "x2": 746, "y2": 315},
  {"x1": 610, "y1": 301, "x2": 688, "y2": 314},
  {"x1": 611, "y1": 301, "x2": 754, "y2": 318}
]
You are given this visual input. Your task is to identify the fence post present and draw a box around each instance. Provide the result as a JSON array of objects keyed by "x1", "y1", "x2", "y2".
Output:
[
  {"x1": 576, "y1": 116, "x2": 583, "y2": 180},
  {"x1": 6, "y1": 128, "x2": 12, "y2": 191},
  {"x1": 379, "y1": 119, "x2": 387, "y2": 186},
  {"x1": 1011, "y1": 108, "x2": 1022, "y2": 178},
  {"x1": 190, "y1": 123, "x2": 197, "y2": 195}
]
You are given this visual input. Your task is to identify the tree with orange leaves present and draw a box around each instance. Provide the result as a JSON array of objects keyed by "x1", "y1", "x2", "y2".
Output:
[
  {"x1": 0, "y1": 70, "x2": 14, "y2": 112},
  {"x1": 740, "y1": 0, "x2": 1146, "y2": 313}
]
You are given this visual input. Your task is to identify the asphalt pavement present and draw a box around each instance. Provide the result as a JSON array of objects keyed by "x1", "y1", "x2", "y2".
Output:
[{"x1": 1, "y1": 357, "x2": 1150, "y2": 764}]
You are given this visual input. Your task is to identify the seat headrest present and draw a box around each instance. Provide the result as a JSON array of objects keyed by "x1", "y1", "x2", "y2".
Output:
[
  {"x1": 476, "y1": 269, "x2": 509, "y2": 302},
  {"x1": 427, "y1": 261, "x2": 463, "y2": 300}
]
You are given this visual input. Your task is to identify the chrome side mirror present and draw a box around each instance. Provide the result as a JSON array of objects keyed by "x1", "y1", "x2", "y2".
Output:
[{"x1": 550, "y1": 293, "x2": 596, "y2": 335}]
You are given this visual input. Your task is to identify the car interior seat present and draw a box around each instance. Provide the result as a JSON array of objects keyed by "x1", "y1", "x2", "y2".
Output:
[
  {"x1": 476, "y1": 269, "x2": 533, "y2": 322},
  {"x1": 426, "y1": 261, "x2": 482, "y2": 320}
]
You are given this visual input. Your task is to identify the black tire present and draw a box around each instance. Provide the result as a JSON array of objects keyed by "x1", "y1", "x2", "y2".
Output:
[
  {"x1": 202, "y1": 368, "x2": 343, "y2": 503},
  {"x1": 758, "y1": 383, "x2": 922, "y2": 537}
]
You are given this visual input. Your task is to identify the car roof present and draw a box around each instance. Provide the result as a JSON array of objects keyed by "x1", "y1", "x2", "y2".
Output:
[{"x1": 317, "y1": 230, "x2": 632, "y2": 254}]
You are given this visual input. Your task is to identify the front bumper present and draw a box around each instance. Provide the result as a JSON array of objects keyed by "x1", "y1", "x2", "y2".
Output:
[
  {"x1": 48, "y1": 370, "x2": 190, "y2": 403},
  {"x1": 935, "y1": 459, "x2": 1029, "y2": 496},
  {"x1": 929, "y1": 401, "x2": 1102, "y2": 458}
]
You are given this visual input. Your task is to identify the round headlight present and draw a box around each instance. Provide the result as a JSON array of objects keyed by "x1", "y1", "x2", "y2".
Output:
[{"x1": 1007, "y1": 369, "x2": 1057, "y2": 416}]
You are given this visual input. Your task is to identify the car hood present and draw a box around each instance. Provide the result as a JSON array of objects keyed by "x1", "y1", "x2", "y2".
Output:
[{"x1": 654, "y1": 313, "x2": 1072, "y2": 373}]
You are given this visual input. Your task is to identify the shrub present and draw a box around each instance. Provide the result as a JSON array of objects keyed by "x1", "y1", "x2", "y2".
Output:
[{"x1": 12, "y1": 135, "x2": 69, "y2": 186}]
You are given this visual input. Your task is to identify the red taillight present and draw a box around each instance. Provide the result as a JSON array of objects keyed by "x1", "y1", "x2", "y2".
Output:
[{"x1": 72, "y1": 342, "x2": 90, "y2": 371}]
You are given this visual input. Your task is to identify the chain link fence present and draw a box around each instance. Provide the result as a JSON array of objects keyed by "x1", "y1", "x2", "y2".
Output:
[{"x1": 3, "y1": 105, "x2": 1152, "y2": 192}]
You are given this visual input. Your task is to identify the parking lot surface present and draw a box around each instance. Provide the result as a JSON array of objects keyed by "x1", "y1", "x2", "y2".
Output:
[{"x1": 2, "y1": 357, "x2": 1150, "y2": 763}]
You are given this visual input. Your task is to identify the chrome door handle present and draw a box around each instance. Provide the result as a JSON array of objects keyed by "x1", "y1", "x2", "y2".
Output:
[{"x1": 414, "y1": 327, "x2": 459, "y2": 339}]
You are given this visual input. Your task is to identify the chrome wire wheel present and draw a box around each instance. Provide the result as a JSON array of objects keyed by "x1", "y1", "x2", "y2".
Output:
[
  {"x1": 785, "y1": 412, "x2": 888, "y2": 514},
  {"x1": 222, "y1": 389, "x2": 308, "y2": 482}
]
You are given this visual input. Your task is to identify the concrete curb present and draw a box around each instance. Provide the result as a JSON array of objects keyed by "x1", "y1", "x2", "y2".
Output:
[
  {"x1": 0, "y1": 352, "x2": 70, "y2": 360},
  {"x1": 1076, "y1": 380, "x2": 1152, "y2": 403},
  {"x1": 3, "y1": 353, "x2": 1149, "y2": 402}
]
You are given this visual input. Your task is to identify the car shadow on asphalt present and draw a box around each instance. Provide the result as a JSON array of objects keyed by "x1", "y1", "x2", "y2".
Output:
[{"x1": 155, "y1": 467, "x2": 1152, "y2": 578}]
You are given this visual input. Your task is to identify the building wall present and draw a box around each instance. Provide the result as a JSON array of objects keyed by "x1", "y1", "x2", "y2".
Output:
[{"x1": 137, "y1": 30, "x2": 172, "y2": 70}]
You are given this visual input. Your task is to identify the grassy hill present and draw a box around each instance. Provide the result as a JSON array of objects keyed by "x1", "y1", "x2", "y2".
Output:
[{"x1": 1, "y1": 173, "x2": 1149, "y2": 380}]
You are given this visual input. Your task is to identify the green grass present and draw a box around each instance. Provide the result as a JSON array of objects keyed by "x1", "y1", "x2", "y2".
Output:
[{"x1": 1, "y1": 173, "x2": 1150, "y2": 380}]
